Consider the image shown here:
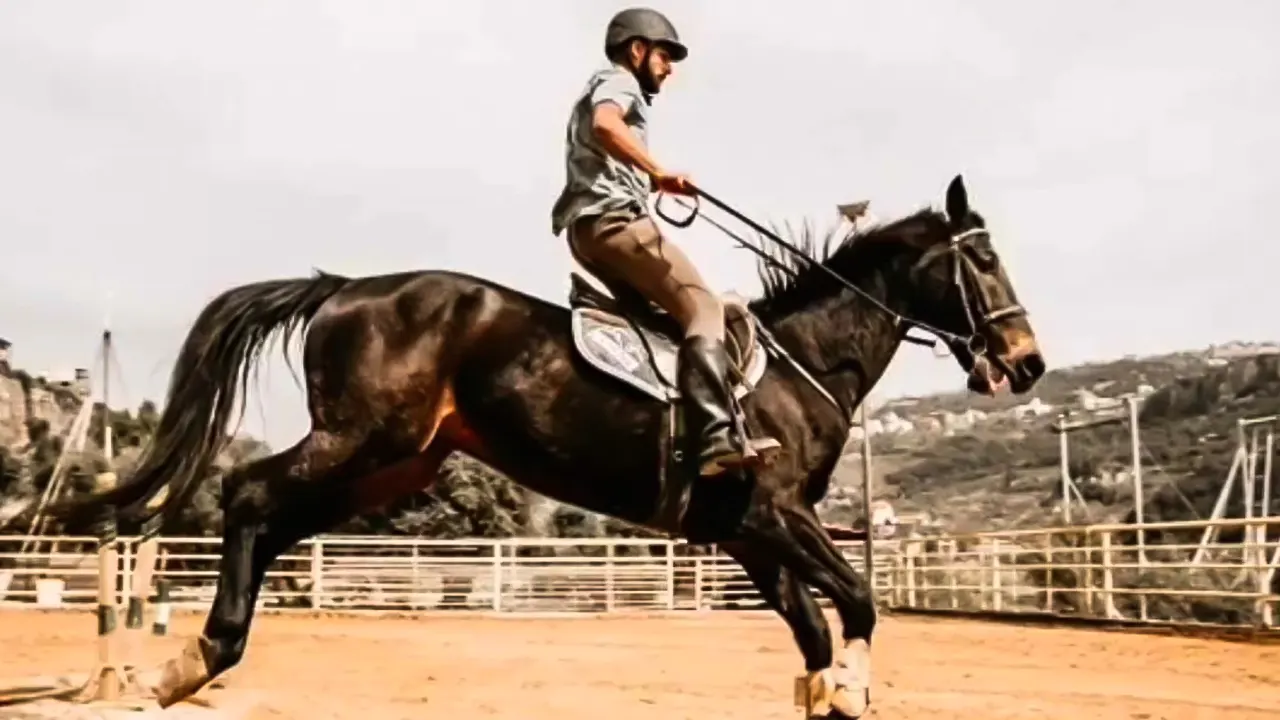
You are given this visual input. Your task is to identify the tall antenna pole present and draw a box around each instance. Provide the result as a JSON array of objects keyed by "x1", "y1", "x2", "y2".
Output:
[
  {"x1": 1057, "y1": 412, "x2": 1072, "y2": 523},
  {"x1": 859, "y1": 400, "x2": 875, "y2": 586},
  {"x1": 101, "y1": 328, "x2": 113, "y2": 460},
  {"x1": 1126, "y1": 395, "x2": 1147, "y2": 566}
]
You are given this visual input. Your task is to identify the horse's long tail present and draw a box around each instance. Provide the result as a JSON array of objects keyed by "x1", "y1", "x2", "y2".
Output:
[{"x1": 44, "y1": 270, "x2": 351, "y2": 531}]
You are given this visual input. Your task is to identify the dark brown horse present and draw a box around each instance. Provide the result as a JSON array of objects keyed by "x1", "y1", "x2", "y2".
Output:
[{"x1": 48, "y1": 174, "x2": 1044, "y2": 718}]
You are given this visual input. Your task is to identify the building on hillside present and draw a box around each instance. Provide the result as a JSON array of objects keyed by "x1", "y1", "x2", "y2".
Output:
[
  {"x1": 869, "y1": 500, "x2": 898, "y2": 539},
  {"x1": 40, "y1": 368, "x2": 78, "y2": 392},
  {"x1": 1011, "y1": 397, "x2": 1055, "y2": 419},
  {"x1": 74, "y1": 368, "x2": 90, "y2": 398},
  {"x1": 1208, "y1": 341, "x2": 1280, "y2": 359},
  {"x1": 0, "y1": 337, "x2": 10, "y2": 368}
]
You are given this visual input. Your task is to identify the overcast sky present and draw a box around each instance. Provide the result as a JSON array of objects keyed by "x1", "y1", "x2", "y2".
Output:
[{"x1": 1, "y1": 1, "x2": 1276, "y2": 449}]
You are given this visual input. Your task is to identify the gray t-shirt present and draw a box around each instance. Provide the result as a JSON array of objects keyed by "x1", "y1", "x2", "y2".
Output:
[{"x1": 550, "y1": 65, "x2": 652, "y2": 236}]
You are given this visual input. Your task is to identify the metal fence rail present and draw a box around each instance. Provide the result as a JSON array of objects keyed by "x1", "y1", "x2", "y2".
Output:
[
  {"x1": 1, "y1": 516, "x2": 1276, "y2": 628},
  {"x1": 887, "y1": 516, "x2": 1280, "y2": 628}
]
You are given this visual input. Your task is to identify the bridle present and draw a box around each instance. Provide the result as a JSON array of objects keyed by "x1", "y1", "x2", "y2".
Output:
[
  {"x1": 656, "y1": 189, "x2": 1026, "y2": 361},
  {"x1": 910, "y1": 226, "x2": 1028, "y2": 362}
]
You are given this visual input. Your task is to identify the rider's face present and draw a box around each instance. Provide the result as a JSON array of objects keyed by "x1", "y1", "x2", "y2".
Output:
[
  {"x1": 628, "y1": 40, "x2": 674, "y2": 91},
  {"x1": 646, "y1": 45, "x2": 674, "y2": 88}
]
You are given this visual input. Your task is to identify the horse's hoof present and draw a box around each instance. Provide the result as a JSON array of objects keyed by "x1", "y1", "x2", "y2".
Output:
[
  {"x1": 825, "y1": 687, "x2": 870, "y2": 718},
  {"x1": 795, "y1": 669, "x2": 870, "y2": 719},
  {"x1": 153, "y1": 636, "x2": 214, "y2": 708}
]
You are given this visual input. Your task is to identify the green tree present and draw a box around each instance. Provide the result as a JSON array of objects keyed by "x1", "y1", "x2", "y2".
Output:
[{"x1": 352, "y1": 454, "x2": 527, "y2": 539}]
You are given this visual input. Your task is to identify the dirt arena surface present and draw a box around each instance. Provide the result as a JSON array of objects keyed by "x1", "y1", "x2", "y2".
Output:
[{"x1": 1, "y1": 609, "x2": 1277, "y2": 719}]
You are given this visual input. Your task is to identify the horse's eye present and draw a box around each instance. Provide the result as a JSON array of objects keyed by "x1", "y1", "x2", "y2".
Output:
[{"x1": 969, "y1": 247, "x2": 999, "y2": 272}]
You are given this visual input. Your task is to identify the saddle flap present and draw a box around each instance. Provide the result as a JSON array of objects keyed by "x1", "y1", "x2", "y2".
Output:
[
  {"x1": 572, "y1": 307, "x2": 677, "y2": 401},
  {"x1": 569, "y1": 301, "x2": 768, "y2": 403}
]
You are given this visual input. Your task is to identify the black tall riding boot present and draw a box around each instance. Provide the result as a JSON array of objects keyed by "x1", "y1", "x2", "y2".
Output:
[{"x1": 677, "y1": 335, "x2": 750, "y2": 477}]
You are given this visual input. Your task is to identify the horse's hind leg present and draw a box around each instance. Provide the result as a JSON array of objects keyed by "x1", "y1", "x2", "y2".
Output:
[
  {"x1": 152, "y1": 439, "x2": 328, "y2": 706},
  {"x1": 154, "y1": 428, "x2": 442, "y2": 707}
]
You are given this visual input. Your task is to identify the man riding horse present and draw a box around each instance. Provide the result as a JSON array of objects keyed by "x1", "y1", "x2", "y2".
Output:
[
  {"x1": 34, "y1": 8, "x2": 1047, "y2": 716},
  {"x1": 552, "y1": 7, "x2": 777, "y2": 479}
]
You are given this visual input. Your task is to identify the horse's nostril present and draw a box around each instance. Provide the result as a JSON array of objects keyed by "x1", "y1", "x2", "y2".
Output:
[{"x1": 1021, "y1": 352, "x2": 1046, "y2": 380}]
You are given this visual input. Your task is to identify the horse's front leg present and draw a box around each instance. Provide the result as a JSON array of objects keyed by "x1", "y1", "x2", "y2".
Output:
[
  {"x1": 724, "y1": 540, "x2": 867, "y2": 719},
  {"x1": 769, "y1": 503, "x2": 877, "y2": 717}
]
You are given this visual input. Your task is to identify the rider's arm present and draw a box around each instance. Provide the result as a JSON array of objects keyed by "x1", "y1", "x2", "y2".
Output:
[
  {"x1": 592, "y1": 103, "x2": 663, "y2": 178},
  {"x1": 589, "y1": 71, "x2": 664, "y2": 179}
]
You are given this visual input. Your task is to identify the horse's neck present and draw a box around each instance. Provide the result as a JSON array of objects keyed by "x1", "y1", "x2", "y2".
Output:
[{"x1": 766, "y1": 262, "x2": 909, "y2": 418}]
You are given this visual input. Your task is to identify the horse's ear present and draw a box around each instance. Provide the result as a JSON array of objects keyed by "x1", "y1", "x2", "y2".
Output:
[
  {"x1": 837, "y1": 200, "x2": 870, "y2": 223},
  {"x1": 945, "y1": 174, "x2": 969, "y2": 222}
]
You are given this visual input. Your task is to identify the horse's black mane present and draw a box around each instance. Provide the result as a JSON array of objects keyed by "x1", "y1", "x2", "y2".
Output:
[{"x1": 749, "y1": 207, "x2": 944, "y2": 317}]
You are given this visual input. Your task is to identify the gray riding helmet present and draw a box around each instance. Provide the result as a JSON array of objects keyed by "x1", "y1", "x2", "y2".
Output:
[{"x1": 604, "y1": 7, "x2": 688, "y2": 61}]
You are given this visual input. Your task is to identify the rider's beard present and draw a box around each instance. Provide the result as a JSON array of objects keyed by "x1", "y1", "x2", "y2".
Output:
[
  {"x1": 633, "y1": 54, "x2": 662, "y2": 96},
  {"x1": 636, "y1": 69, "x2": 660, "y2": 95}
]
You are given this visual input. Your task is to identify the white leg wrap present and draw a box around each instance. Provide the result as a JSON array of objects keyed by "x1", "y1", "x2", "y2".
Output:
[
  {"x1": 833, "y1": 638, "x2": 871, "y2": 702},
  {"x1": 794, "y1": 640, "x2": 871, "y2": 718}
]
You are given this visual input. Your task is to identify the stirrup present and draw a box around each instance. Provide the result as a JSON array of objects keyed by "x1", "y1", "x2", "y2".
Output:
[
  {"x1": 696, "y1": 403, "x2": 782, "y2": 477},
  {"x1": 746, "y1": 436, "x2": 782, "y2": 458},
  {"x1": 727, "y1": 399, "x2": 782, "y2": 469},
  {"x1": 696, "y1": 431, "x2": 780, "y2": 477}
]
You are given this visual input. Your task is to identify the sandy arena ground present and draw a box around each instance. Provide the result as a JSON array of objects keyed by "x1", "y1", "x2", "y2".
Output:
[{"x1": 0, "y1": 609, "x2": 1277, "y2": 719}]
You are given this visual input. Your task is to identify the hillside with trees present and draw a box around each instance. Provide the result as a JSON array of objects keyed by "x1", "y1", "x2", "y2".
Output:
[{"x1": 835, "y1": 346, "x2": 1280, "y2": 533}]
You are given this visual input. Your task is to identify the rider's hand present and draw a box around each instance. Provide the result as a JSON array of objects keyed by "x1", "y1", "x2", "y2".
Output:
[{"x1": 652, "y1": 171, "x2": 696, "y2": 196}]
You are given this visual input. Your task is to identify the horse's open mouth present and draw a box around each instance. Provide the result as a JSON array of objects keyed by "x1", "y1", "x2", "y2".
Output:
[{"x1": 967, "y1": 357, "x2": 1008, "y2": 396}]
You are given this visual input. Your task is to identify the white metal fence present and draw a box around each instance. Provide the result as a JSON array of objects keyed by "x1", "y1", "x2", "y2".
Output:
[{"x1": 1, "y1": 516, "x2": 1276, "y2": 629}]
